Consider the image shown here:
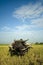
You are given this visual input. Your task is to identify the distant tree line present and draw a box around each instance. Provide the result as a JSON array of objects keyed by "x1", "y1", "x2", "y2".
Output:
[{"x1": 35, "y1": 42, "x2": 43, "y2": 45}]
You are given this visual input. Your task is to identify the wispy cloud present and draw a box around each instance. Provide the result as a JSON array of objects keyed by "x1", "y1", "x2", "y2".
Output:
[
  {"x1": 13, "y1": 2, "x2": 43, "y2": 28},
  {"x1": 0, "y1": 30, "x2": 43, "y2": 43},
  {"x1": 31, "y1": 17, "x2": 43, "y2": 27},
  {"x1": 1, "y1": 26, "x2": 16, "y2": 32},
  {"x1": 13, "y1": 3, "x2": 43, "y2": 20},
  {"x1": 16, "y1": 24, "x2": 29, "y2": 31},
  {"x1": 1, "y1": 26, "x2": 10, "y2": 31},
  {"x1": 0, "y1": 1, "x2": 43, "y2": 43},
  {"x1": 15, "y1": 24, "x2": 37, "y2": 31}
]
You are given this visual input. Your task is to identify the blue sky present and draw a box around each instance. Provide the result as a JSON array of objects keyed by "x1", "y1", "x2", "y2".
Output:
[{"x1": 0, "y1": 0, "x2": 43, "y2": 43}]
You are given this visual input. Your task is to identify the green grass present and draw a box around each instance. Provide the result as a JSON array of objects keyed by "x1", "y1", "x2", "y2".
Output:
[{"x1": 0, "y1": 44, "x2": 43, "y2": 65}]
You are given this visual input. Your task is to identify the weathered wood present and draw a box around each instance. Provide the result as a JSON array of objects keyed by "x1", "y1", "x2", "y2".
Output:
[{"x1": 9, "y1": 39, "x2": 32, "y2": 56}]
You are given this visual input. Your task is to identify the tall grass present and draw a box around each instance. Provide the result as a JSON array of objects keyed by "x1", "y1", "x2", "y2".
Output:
[{"x1": 0, "y1": 44, "x2": 43, "y2": 65}]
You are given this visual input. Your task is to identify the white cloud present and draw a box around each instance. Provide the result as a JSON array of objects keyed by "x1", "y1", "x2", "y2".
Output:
[
  {"x1": 0, "y1": 25, "x2": 43, "y2": 43},
  {"x1": 0, "y1": 30, "x2": 43, "y2": 43},
  {"x1": 0, "y1": 2, "x2": 43, "y2": 43},
  {"x1": 1, "y1": 26, "x2": 16, "y2": 32},
  {"x1": 31, "y1": 17, "x2": 43, "y2": 27},
  {"x1": 16, "y1": 24, "x2": 29, "y2": 31},
  {"x1": 15, "y1": 24, "x2": 37, "y2": 31},
  {"x1": 13, "y1": 3, "x2": 43, "y2": 20},
  {"x1": 13, "y1": 2, "x2": 43, "y2": 28},
  {"x1": 1, "y1": 26, "x2": 10, "y2": 31}
]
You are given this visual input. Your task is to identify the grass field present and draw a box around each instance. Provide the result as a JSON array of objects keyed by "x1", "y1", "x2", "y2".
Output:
[{"x1": 0, "y1": 44, "x2": 43, "y2": 65}]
